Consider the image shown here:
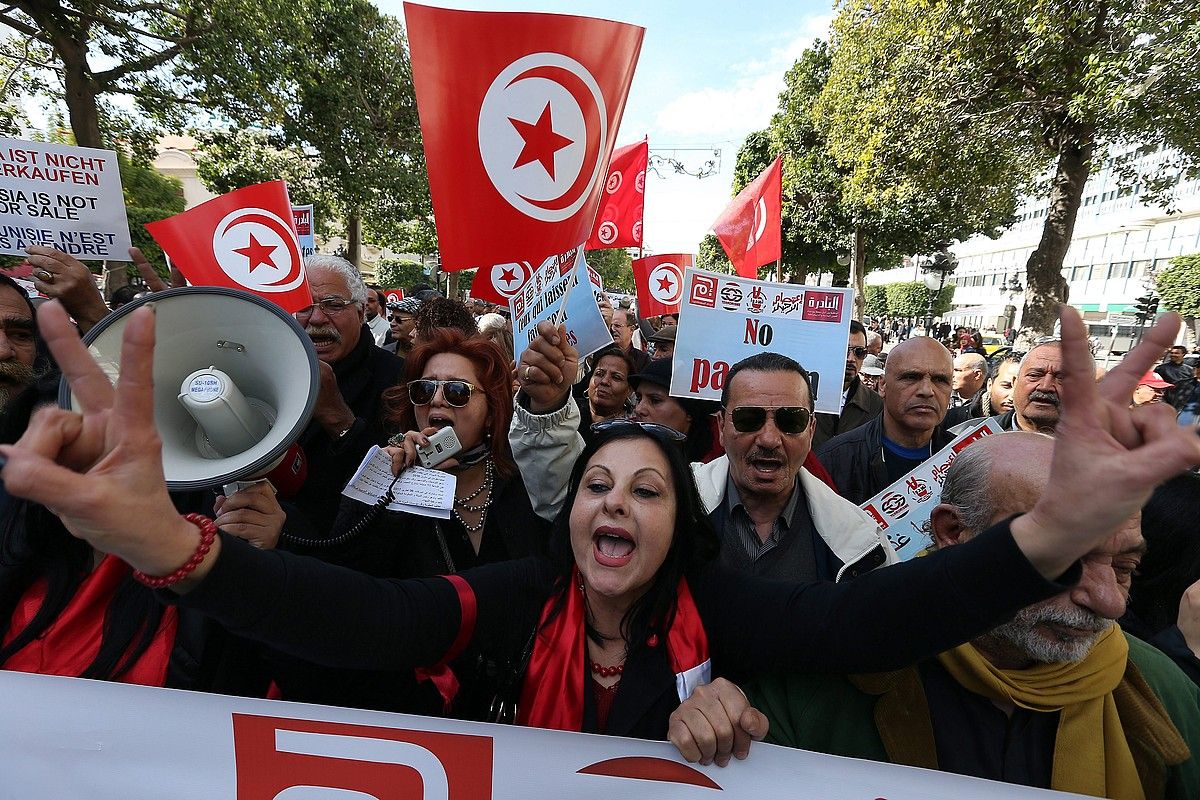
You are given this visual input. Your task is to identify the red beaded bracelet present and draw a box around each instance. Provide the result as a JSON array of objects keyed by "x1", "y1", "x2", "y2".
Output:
[{"x1": 132, "y1": 513, "x2": 218, "y2": 589}]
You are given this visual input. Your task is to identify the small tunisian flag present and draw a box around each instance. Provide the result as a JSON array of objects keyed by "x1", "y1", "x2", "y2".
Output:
[
  {"x1": 406, "y1": 3, "x2": 643, "y2": 273},
  {"x1": 633, "y1": 253, "x2": 692, "y2": 317},
  {"x1": 587, "y1": 138, "x2": 648, "y2": 249},
  {"x1": 470, "y1": 259, "x2": 535, "y2": 306},
  {"x1": 711, "y1": 156, "x2": 782, "y2": 279},
  {"x1": 144, "y1": 180, "x2": 311, "y2": 312}
]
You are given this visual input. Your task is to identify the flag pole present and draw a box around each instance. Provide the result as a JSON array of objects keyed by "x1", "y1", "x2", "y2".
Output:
[{"x1": 775, "y1": 258, "x2": 782, "y2": 282}]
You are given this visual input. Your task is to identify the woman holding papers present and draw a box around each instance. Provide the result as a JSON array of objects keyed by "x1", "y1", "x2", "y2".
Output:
[{"x1": 4, "y1": 301, "x2": 1197, "y2": 740}]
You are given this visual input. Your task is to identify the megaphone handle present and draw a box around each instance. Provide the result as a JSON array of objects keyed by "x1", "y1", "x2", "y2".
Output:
[
  {"x1": 281, "y1": 471, "x2": 401, "y2": 549},
  {"x1": 221, "y1": 478, "x2": 275, "y2": 497}
]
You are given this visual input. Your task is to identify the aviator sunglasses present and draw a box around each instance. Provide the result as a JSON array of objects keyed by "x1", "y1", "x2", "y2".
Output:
[
  {"x1": 407, "y1": 379, "x2": 478, "y2": 407},
  {"x1": 590, "y1": 418, "x2": 688, "y2": 442},
  {"x1": 725, "y1": 406, "x2": 812, "y2": 435}
]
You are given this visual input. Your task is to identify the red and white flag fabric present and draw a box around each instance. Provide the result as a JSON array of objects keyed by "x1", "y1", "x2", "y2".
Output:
[
  {"x1": 469, "y1": 259, "x2": 536, "y2": 306},
  {"x1": 711, "y1": 155, "x2": 782, "y2": 279},
  {"x1": 633, "y1": 253, "x2": 692, "y2": 317},
  {"x1": 586, "y1": 138, "x2": 648, "y2": 249},
  {"x1": 144, "y1": 180, "x2": 311, "y2": 312},
  {"x1": 405, "y1": 2, "x2": 643, "y2": 273}
]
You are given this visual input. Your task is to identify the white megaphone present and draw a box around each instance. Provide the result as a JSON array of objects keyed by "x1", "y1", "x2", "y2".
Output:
[{"x1": 59, "y1": 286, "x2": 319, "y2": 492}]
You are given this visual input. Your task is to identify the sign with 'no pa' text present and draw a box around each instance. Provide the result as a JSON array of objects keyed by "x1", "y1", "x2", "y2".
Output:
[
  {"x1": 669, "y1": 268, "x2": 853, "y2": 413},
  {"x1": 0, "y1": 138, "x2": 132, "y2": 260},
  {"x1": 0, "y1": 671, "x2": 1082, "y2": 799}
]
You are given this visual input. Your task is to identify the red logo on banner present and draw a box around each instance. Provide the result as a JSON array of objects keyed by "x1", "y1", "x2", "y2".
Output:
[
  {"x1": 232, "y1": 714, "x2": 492, "y2": 800},
  {"x1": 711, "y1": 156, "x2": 782, "y2": 279},
  {"x1": 802, "y1": 290, "x2": 843, "y2": 322},
  {"x1": 406, "y1": 4, "x2": 643, "y2": 272},
  {"x1": 586, "y1": 139, "x2": 649, "y2": 250},
  {"x1": 688, "y1": 273, "x2": 718, "y2": 308},
  {"x1": 144, "y1": 180, "x2": 311, "y2": 313},
  {"x1": 633, "y1": 253, "x2": 691, "y2": 317},
  {"x1": 291, "y1": 206, "x2": 312, "y2": 237}
]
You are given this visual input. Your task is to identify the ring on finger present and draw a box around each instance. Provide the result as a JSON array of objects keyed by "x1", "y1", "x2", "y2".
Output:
[
  {"x1": 523, "y1": 365, "x2": 532, "y2": 382},
  {"x1": 35, "y1": 268, "x2": 53, "y2": 283}
]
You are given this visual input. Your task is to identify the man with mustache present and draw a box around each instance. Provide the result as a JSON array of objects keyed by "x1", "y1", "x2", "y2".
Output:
[
  {"x1": 289, "y1": 256, "x2": 404, "y2": 537},
  {"x1": 951, "y1": 340, "x2": 1065, "y2": 436},
  {"x1": 0, "y1": 275, "x2": 43, "y2": 413},
  {"x1": 816, "y1": 337, "x2": 955, "y2": 504},
  {"x1": 672, "y1": 433, "x2": 1200, "y2": 799}
]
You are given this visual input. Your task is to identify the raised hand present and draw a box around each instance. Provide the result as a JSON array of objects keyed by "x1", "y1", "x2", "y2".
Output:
[
  {"x1": 24, "y1": 246, "x2": 111, "y2": 333},
  {"x1": 1012, "y1": 306, "x2": 1200, "y2": 578},
  {"x1": 516, "y1": 320, "x2": 579, "y2": 413},
  {"x1": 0, "y1": 301, "x2": 206, "y2": 579}
]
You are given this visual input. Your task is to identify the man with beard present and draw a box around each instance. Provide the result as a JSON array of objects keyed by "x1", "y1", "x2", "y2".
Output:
[
  {"x1": 289, "y1": 256, "x2": 404, "y2": 536},
  {"x1": 950, "y1": 341, "x2": 1063, "y2": 435},
  {"x1": 672, "y1": 433, "x2": 1200, "y2": 799},
  {"x1": 813, "y1": 320, "x2": 884, "y2": 447},
  {"x1": 511, "y1": 331, "x2": 895, "y2": 582},
  {"x1": 0, "y1": 276, "x2": 41, "y2": 410},
  {"x1": 816, "y1": 337, "x2": 955, "y2": 504}
]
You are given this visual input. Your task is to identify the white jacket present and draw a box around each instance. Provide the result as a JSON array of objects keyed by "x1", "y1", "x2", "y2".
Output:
[{"x1": 510, "y1": 395, "x2": 898, "y2": 581}]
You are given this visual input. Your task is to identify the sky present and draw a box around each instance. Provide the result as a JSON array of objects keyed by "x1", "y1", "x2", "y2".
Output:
[{"x1": 373, "y1": 0, "x2": 835, "y2": 255}]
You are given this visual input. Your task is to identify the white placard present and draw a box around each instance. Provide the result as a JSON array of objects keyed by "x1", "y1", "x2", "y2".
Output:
[
  {"x1": 0, "y1": 137, "x2": 132, "y2": 259},
  {"x1": 860, "y1": 420, "x2": 1003, "y2": 560},
  {"x1": 0, "y1": 671, "x2": 1083, "y2": 799},
  {"x1": 511, "y1": 249, "x2": 611, "y2": 363},
  {"x1": 342, "y1": 445, "x2": 455, "y2": 519},
  {"x1": 669, "y1": 268, "x2": 853, "y2": 413}
]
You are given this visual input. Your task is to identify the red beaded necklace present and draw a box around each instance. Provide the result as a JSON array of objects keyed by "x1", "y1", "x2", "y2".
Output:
[{"x1": 590, "y1": 660, "x2": 624, "y2": 678}]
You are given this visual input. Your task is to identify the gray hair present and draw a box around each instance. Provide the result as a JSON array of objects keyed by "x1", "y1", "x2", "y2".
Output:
[
  {"x1": 938, "y1": 444, "x2": 996, "y2": 542},
  {"x1": 1018, "y1": 339, "x2": 1062, "y2": 373},
  {"x1": 303, "y1": 255, "x2": 367, "y2": 305},
  {"x1": 866, "y1": 331, "x2": 883, "y2": 348}
]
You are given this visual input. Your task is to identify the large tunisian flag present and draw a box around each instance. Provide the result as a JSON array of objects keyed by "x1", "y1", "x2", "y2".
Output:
[
  {"x1": 711, "y1": 156, "x2": 782, "y2": 279},
  {"x1": 405, "y1": 3, "x2": 643, "y2": 273},
  {"x1": 586, "y1": 138, "x2": 648, "y2": 249},
  {"x1": 144, "y1": 180, "x2": 311, "y2": 313},
  {"x1": 633, "y1": 253, "x2": 692, "y2": 317}
]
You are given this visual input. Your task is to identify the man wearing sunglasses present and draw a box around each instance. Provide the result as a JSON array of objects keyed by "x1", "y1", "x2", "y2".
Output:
[
  {"x1": 813, "y1": 320, "x2": 884, "y2": 448},
  {"x1": 816, "y1": 337, "x2": 955, "y2": 505},
  {"x1": 511, "y1": 323, "x2": 895, "y2": 584}
]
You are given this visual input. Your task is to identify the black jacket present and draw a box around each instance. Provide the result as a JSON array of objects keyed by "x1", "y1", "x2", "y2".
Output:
[
  {"x1": 289, "y1": 326, "x2": 406, "y2": 538},
  {"x1": 816, "y1": 414, "x2": 954, "y2": 505},
  {"x1": 813, "y1": 377, "x2": 884, "y2": 448},
  {"x1": 178, "y1": 518, "x2": 1077, "y2": 741}
]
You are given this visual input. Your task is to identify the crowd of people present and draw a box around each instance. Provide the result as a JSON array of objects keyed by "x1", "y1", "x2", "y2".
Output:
[{"x1": 0, "y1": 247, "x2": 1199, "y2": 799}]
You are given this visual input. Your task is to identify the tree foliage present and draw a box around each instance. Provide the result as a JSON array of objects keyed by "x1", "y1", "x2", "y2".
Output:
[
  {"x1": 120, "y1": 152, "x2": 184, "y2": 278},
  {"x1": 883, "y1": 282, "x2": 955, "y2": 318},
  {"x1": 864, "y1": 284, "x2": 888, "y2": 318},
  {"x1": 1156, "y1": 256, "x2": 1200, "y2": 320},
  {"x1": 584, "y1": 248, "x2": 634, "y2": 293},
  {"x1": 819, "y1": 0, "x2": 1200, "y2": 334},
  {"x1": 375, "y1": 259, "x2": 427, "y2": 291},
  {"x1": 697, "y1": 233, "x2": 733, "y2": 274}
]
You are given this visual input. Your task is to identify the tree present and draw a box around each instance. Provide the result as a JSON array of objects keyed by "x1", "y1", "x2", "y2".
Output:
[
  {"x1": 584, "y1": 248, "x2": 634, "y2": 293},
  {"x1": 884, "y1": 282, "x2": 955, "y2": 318},
  {"x1": 819, "y1": 0, "x2": 1200, "y2": 335},
  {"x1": 1, "y1": 0, "x2": 312, "y2": 150},
  {"x1": 864, "y1": 284, "x2": 888, "y2": 318},
  {"x1": 375, "y1": 259, "x2": 427, "y2": 291},
  {"x1": 1155, "y1": 255, "x2": 1200, "y2": 344},
  {"x1": 696, "y1": 233, "x2": 732, "y2": 273},
  {"x1": 120, "y1": 152, "x2": 184, "y2": 281}
]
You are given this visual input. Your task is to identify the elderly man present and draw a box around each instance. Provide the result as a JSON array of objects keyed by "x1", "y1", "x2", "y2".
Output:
[
  {"x1": 511, "y1": 323, "x2": 895, "y2": 582},
  {"x1": 1133, "y1": 370, "x2": 1173, "y2": 407},
  {"x1": 673, "y1": 432, "x2": 1200, "y2": 798},
  {"x1": 816, "y1": 337, "x2": 955, "y2": 504},
  {"x1": 0, "y1": 274, "x2": 44, "y2": 412},
  {"x1": 950, "y1": 340, "x2": 1063, "y2": 435},
  {"x1": 813, "y1": 320, "x2": 885, "y2": 447},
  {"x1": 385, "y1": 296, "x2": 420, "y2": 358},
  {"x1": 290, "y1": 256, "x2": 404, "y2": 536},
  {"x1": 951, "y1": 352, "x2": 987, "y2": 408},
  {"x1": 609, "y1": 307, "x2": 650, "y2": 374},
  {"x1": 649, "y1": 324, "x2": 677, "y2": 361}
]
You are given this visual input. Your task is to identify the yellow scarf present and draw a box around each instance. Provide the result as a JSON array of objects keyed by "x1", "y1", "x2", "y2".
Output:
[{"x1": 936, "y1": 625, "x2": 1143, "y2": 800}]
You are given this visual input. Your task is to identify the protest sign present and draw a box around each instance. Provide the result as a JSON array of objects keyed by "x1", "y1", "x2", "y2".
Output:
[
  {"x1": 0, "y1": 671, "x2": 1082, "y2": 799},
  {"x1": 669, "y1": 268, "x2": 852, "y2": 413},
  {"x1": 0, "y1": 138, "x2": 132, "y2": 260},
  {"x1": 511, "y1": 249, "x2": 611, "y2": 363},
  {"x1": 861, "y1": 419, "x2": 1003, "y2": 560},
  {"x1": 291, "y1": 204, "x2": 315, "y2": 257}
]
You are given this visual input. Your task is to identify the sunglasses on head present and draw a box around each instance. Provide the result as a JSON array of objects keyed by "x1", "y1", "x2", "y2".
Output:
[
  {"x1": 847, "y1": 345, "x2": 868, "y2": 358},
  {"x1": 591, "y1": 418, "x2": 687, "y2": 442},
  {"x1": 725, "y1": 406, "x2": 812, "y2": 435},
  {"x1": 408, "y1": 379, "x2": 477, "y2": 407}
]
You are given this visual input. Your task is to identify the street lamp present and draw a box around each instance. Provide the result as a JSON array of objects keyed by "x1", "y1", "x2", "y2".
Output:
[{"x1": 920, "y1": 250, "x2": 958, "y2": 336}]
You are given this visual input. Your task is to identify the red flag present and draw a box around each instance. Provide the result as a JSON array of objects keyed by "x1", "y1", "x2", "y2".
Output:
[
  {"x1": 144, "y1": 181, "x2": 311, "y2": 313},
  {"x1": 469, "y1": 260, "x2": 535, "y2": 306},
  {"x1": 711, "y1": 156, "x2": 782, "y2": 278},
  {"x1": 382, "y1": 288, "x2": 405, "y2": 305},
  {"x1": 633, "y1": 253, "x2": 692, "y2": 317},
  {"x1": 406, "y1": 3, "x2": 643, "y2": 273},
  {"x1": 587, "y1": 138, "x2": 648, "y2": 249}
]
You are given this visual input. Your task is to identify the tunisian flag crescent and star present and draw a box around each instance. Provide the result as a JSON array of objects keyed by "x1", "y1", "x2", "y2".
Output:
[
  {"x1": 633, "y1": 253, "x2": 692, "y2": 317},
  {"x1": 144, "y1": 180, "x2": 311, "y2": 313},
  {"x1": 405, "y1": 2, "x2": 643, "y2": 274},
  {"x1": 711, "y1": 155, "x2": 782, "y2": 279},
  {"x1": 586, "y1": 138, "x2": 648, "y2": 249}
]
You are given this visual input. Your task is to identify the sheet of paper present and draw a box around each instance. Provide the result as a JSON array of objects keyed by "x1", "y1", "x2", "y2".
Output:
[{"x1": 342, "y1": 445, "x2": 456, "y2": 519}]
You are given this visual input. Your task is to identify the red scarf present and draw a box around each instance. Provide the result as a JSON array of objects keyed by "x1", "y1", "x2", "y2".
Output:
[{"x1": 516, "y1": 567, "x2": 710, "y2": 731}]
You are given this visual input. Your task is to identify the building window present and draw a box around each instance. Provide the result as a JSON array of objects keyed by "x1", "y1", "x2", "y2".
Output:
[
  {"x1": 1132, "y1": 260, "x2": 1152, "y2": 277},
  {"x1": 1108, "y1": 262, "x2": 1131, "y2": 279}
]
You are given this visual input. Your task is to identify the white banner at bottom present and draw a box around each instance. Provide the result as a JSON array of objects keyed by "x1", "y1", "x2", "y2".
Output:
[{"x1": 0, "y1": 671, "x2": 1083, "y2": 799}]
